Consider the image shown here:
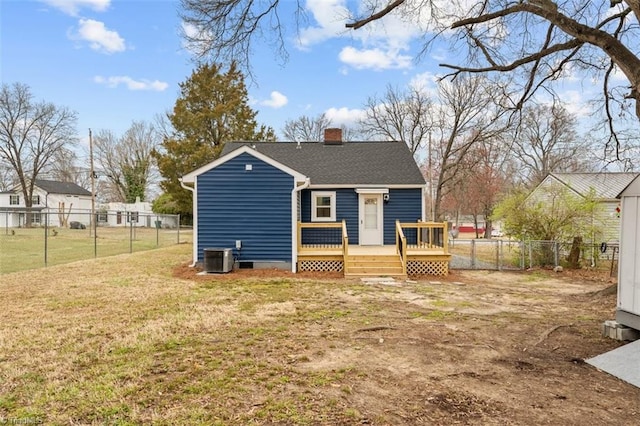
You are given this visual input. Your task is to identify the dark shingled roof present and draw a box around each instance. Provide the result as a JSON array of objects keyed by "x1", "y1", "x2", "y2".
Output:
[
  {"x1": 221, "y1": 141, "x2": 426, "y2": 185},
  {"x1": 34, "y1": 179, "x2": 91, "y2": 196}
]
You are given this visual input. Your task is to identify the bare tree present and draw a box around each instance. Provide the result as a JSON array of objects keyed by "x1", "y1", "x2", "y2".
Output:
[
  {"x1": 348, "y1": 1, "x2": 640, "y2": 155},
  {"x1": 0, "y1": 160, "x2": 16, "y2": 191},
  {"x1": 0, "y1": 83, "x2": 77, "y2": 223},
  {"x1": 510, "y1": 102, "x2": 595, "y2": 185},
  {"x1": 93, "y1": 121, "x2": 159, "y2": 203},
  {"x1": 44, "y1": 147, "x2": 92, "y2": 188},
  {"x1": 360, "y1": 85, "x2": 434, "y2": 155},
  {"x1": 282, "y1": 113, "x2": 333, "y2": 142},
  {"x1": 448, "y1": 137, "x2": 513, "y2": 237},
  {"x1": 282, "y1": 113, "x2": 359, "y2": 142},
  {"x1": 429, "y1": 77, "x2": 512, "y2": 220},
  {"x1": 180, "y1": 0, "x2": 640, "y2": 156}
]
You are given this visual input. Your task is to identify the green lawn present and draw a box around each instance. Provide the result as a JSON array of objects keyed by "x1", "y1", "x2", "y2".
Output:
[{"x1": 0, "y1": 226, "x2": 187, "y2": 274}]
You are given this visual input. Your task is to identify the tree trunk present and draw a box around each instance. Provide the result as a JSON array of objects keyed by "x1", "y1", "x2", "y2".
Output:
[{"x1": 567, "y1": 236, "x2": 582, "y2": 269}]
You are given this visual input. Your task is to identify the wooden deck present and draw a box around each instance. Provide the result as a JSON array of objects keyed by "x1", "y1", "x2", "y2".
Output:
[{"x1": 296, "y1": 220, "x2": 451, "y2": 277}]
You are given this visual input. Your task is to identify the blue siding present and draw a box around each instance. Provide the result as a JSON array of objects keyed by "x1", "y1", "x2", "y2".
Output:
[
  {"x1": 301, "y1": 188, "x2": 422, "y2": 245},
  {"x1": 197, "y1": 153, "x2": 294, "y2": 263},
  {"x1": 301, "y1": 189, "x2": 359, "y2": 243},
  {"x1": 383, "y1": 189, "x2": 423, "y2": 244}
]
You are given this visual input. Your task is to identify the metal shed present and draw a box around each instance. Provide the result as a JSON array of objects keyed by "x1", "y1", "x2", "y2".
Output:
[{"x1": 617, "y1": 175, "x2": 640, "y2": 330}]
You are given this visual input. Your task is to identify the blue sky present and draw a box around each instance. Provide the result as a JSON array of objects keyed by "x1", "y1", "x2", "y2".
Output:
[
  {"x1": 1, "y1": 0, "x2": 617, "y2": 155},
  {"x1": 0, "y1": 0, "x2": 446, "y2": 145}
]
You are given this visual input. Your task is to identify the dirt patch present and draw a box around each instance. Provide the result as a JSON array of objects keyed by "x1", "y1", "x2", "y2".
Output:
[
  {"x1": 172, "y1": 261, "x2": 345, "y2": 281},
  {"x1": 169, "y1": 262, "x2": 640, "y2": 424}
]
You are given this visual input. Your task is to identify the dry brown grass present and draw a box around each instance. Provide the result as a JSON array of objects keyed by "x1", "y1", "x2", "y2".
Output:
[{"x1": 0, "y1": 244, "x2": 638, "y2": 425}]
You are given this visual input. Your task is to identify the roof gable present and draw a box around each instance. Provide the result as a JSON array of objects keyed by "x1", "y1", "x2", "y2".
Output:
[
  {"x1": 218, "y1": 141, "x2": 426, "y2": 186},
  {"x1": 619, "y1": 174, "x2": 640, "y2": 197},
  {"x1": 181, "y1": 145, "x2": 307, "y2": 183},
  {"x1": 550, "y1": 173, "x2": 639, "y2": 200}
]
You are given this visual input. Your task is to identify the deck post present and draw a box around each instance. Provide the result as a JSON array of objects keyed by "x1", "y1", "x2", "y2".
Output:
[
  {"x1": 342, "y1": 220, "x2": 349, "y2": 274},
  {"x1": 443, "y1": 221, "x2": 449, "y2": 254}
]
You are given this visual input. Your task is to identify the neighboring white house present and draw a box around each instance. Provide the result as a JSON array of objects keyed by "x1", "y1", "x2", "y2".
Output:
[
  {"x1": 0, "y1": 179, "x2": 92, "y2": 228},
  {"x1": 98, "y1": 197, "x2": 179, "y2": 228},
  {"x1": 528, "y1": 172, "x2": 639, "y2": 243},
  {"x1": 616, "y1": 174, "x2": 640, "y2": 331},
  {"x1": 99, "y1": 198, "x2": 153, "y2": 227}
]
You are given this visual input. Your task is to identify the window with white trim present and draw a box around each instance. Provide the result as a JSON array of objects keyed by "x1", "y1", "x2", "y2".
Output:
[
  {"x1": 97, "y1": 211, "x2": 108, "y2": 223},
  {"x1": 9, "y1": 195, "x2": 19, "y2": 205},
  {"x1": 31, "y1": 213, "x2": 41, "y2": 224},
  {"x1": 31, "y1": 195, "x2": 40, "y2": 205},
  {"x1": 311, "y1": 191, "x2": 336, "y2": 222}
]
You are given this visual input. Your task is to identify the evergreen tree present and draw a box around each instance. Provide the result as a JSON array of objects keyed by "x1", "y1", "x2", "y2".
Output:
[{"x1": 154, "y1": 62, "x2": 275, "y2": 219}]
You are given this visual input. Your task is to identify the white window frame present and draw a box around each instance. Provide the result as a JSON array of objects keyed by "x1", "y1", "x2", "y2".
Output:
[
  {"x1": 311, "y1": 191, "x2": 336, "y2": 222},
  {"x1": 31, "y1": 195, "x2": 40, "y2": 205},
  {"x1": 97, "y1": 211, "x2": 108, "y2": 223},
  {"x1": 9, "y1": 195, "x2": 19, "y2": 205},
  {"x1": 127, "y1": 211, "x2": 139, "y2": 223}
]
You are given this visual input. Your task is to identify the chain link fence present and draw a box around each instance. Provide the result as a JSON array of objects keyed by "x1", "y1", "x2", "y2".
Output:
[
  {"x1": 0, "y1": 210, "x2": 184, "y2": 274},
  {"x1": 448, "y1": 238, "x2": 619, "y2": 276}
]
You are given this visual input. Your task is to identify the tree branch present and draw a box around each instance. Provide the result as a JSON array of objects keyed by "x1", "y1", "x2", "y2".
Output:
[{"x1": 346, "y1": 0, "x2": 406, "y2": 29}]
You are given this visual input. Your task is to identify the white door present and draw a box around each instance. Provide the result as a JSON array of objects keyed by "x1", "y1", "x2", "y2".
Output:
[{"x1": 359, "y1": 194, "x2": 383, "y2": 245}]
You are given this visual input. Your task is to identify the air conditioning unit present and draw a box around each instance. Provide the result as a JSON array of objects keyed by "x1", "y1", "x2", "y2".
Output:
[{"x1": 203, "y1": 248, "x2": 234, "y2": 273}]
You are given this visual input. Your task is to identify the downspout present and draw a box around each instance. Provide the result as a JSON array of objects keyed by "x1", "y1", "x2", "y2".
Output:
[
  {"x1": 179, "y1": 178, "x2": 197, "y2": 267},
  {"x1": 291, "y1": 177, "x2": 310, "y2": 273},
  {"x1": 421, "y1": 186, "x2": 427, "y2": 222}
]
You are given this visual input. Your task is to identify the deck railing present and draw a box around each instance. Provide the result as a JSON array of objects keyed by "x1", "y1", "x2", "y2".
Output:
[
  {"x1": 342, "y1": 220, "x2": 349, "y2": 272},
  {"x1": 398, "y1": 221, "x2": 449, "y2": 254},
  {"x1": 297, "y1": 221, "x2": 346, "y2": 251},
  {"x1": 395, "y1": 220, "x2": 407, "y2": 275}
]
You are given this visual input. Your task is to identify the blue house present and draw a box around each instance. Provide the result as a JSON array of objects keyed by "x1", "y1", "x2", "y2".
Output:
[{"x1": 181, "y1": 129, "x2": 450, "y2": 276}]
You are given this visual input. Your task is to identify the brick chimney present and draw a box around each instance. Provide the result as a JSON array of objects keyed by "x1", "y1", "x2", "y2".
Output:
[{"x1": 324, "y1": 128, "x2": 342, "y2": 145}]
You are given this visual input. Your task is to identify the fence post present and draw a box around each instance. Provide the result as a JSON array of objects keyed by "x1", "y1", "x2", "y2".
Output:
[
  {"x1": 554, "y1": 241, "x2": 559, "y2": 267},
  {"x1": 156, "y1": 215, "x2": 159, "y2": 247},
  {"x1": 528, "y1": 241, "x2": 533, "y2": 269},
  {"x1": 496, "y1": 240, "x2": 501, "y2": 271},
  {"x1": 44, "y1": 212, "x2": 48, "y2": 267},
  {"x1": 177, "y1": 214, "x2": 181, "y2": 244},
  {"x1": 94, "y1": 212, "x2": 97, "y2": 258},
  {"x1": 129, "y1": 219, "x2": 133, "y2": 253},
  {"x1": 471, "y1": 239, "x2": 476, "y2": 269}
]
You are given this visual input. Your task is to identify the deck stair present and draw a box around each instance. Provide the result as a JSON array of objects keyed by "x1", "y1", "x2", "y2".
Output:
[{"x1": 344, "y1": 253, "x2": 406, "y2": 278}]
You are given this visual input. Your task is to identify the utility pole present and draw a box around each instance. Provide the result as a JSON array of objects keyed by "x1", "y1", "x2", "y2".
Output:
[
  {"x1": 428, "y1": 132, "x2": 435, "y2": 221},
  {"x1": 89, "y1": 129, "x2": 96, "y2": 237}
]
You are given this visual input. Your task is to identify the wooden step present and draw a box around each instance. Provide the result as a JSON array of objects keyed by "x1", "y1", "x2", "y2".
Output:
[
  {"x1": 347, "y1": 259, "x2": 402, "y2": 267},
  {"x1": 344, "y1": 253, "x2": 406, "y2": 278}
]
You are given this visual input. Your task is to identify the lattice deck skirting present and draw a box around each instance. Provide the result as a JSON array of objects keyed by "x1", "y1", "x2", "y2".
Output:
[
  {"x1": 407, "y1": 260, "x2": 449, "y2": 276},
  {"x1": 298, "y1": 260, "x2": 344, "y2": 272}
]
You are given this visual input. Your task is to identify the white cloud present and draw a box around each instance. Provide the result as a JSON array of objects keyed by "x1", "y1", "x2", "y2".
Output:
[
  {"x1": 93, "y1": 76, "x2": 168, "y2": 91},
  {"x1": 180, "y1": 22, "x2": 213, "y2": 55},
  {"x1": 409, "y1": 71, "x2": 439, "y2": 93},
  {"x1": 297, "y1": 0, "x2": 424, "y2": 71},
  {"x1": 324, "y1": 107, "x2": 366, "y2": 126},
  {"x1": 339, "y1": 46, "x2": 412, "y2": 70},
  {"x1": 74, "y1": 18, "x2": 126, "y2": 53},
  {"x1": 260, "y1": 91, "x2": 288, "y2": 108},
  {"x1": 41, "y1": 0, "x2": 110, "y2": 16},
  {"x1": 539, "y1": 90, "x2": 591, "y2": 118},
  {"x1": 610, "y1": 65, "x2": 629, "y2": 83},
  {"x1": 296, "y1": 0, "x2": 349, "y2": 49}
]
